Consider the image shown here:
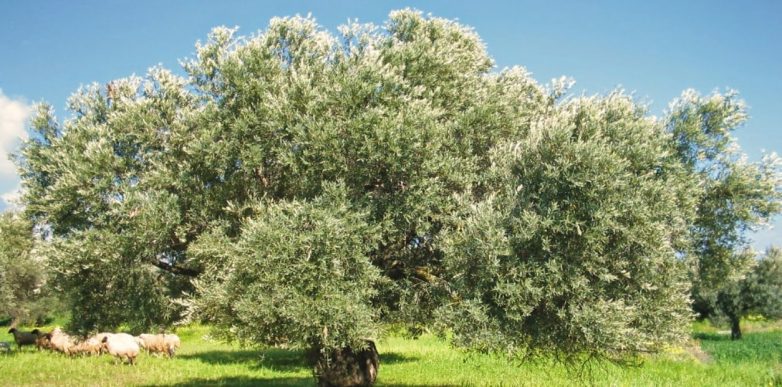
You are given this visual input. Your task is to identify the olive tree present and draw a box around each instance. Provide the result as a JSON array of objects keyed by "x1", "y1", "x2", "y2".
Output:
[
  {"x1": 437, "y1": 93, "x2": 696, "y2": 360},
  {"x1": 666, "y1": 90, "x2": 782, "y2": 338},
  {"x1": 712, "y1": 247, "x2": 782, "y2": 339},
  {"x1": 189, "y1": 183, "x2": 382, "y2": 383},
  {"x1": 19, "y1": 94, "x2": 194, "y2": 333},
  {"x1": 0, "y1": 212, "x2": 59, "y2": 325},
  {"x1": 15, "y1": 8, "x2": 775, "y2": 384}
]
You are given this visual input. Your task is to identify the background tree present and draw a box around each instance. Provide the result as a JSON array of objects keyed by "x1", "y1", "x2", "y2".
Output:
[
  {"x1": 712, "y1": 247, "x2": 782, "y2": 339},
  {"x1": 666, "y1": 90, "x2": 782, "y2": 339},
  {"x1": 0, "y1": 212, "x2": 60, "y2": 326},
  {"x1": 18, "y1": 75, "x2": 197, "y2": 334}
]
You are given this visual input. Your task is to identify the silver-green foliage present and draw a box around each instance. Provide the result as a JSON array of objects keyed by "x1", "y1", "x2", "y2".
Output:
[
  {"x1": 14, "y1": 9, "x2": 777, "y2": 360},
  {"x1": 19, "y1": 78, "x2": 196, "y2": 333},
  {"x1": 667, "y1": 90, "x2": 782, "y2": 335},
  {"x1": 190, "y1": 183, "x2": 380, "y2": 351},
  {"x1": 438, "y1": 94, "x2": 695, "y2": 359},
  {"x1": 16, "y1": 10, "x2": 543, "y2": 340},
  {"x1": 0, "y1": 212, "x2": 59, "y2": 324}
]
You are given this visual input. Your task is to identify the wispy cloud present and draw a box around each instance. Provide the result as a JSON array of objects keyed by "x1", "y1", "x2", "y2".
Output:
[
  {"x1": 751, "y1": 222, "x2": 780, "y2": 251},
  {"x1": 0, "y1": 90, "x2": 31, "y2": 210},
  {"x1": 1, "y1": 183, "x2": 23, "y2": 211}
]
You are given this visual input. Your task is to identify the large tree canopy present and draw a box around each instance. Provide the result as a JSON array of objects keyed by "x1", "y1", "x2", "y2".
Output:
[
  {"x1": 14, "y1": 9, "x2": 781, "y2": 376},
  {"x1": 437, "y1": 93, "x2": 697, "y2": 359}
]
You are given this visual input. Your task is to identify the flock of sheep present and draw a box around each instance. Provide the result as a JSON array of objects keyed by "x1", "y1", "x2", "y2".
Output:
[{"x1": 5, "y1": 327, "x2": 180, "y2": 365}]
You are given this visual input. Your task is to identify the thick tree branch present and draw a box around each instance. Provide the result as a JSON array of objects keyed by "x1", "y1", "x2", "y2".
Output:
[{"x1": 150, "y1": 259, "x2": 202, "y2": 277}]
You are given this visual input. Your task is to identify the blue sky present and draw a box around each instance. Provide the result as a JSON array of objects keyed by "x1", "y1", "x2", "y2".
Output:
[{"x1": 1, "y1": 0, "x2": 780, "y2": 248}]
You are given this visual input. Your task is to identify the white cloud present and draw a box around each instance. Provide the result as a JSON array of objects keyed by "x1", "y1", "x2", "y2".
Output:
[
  {"x1": 1, "y1": 182, "x2": 22, "y2": 211},
  {"x1": 751, "y1": 218, "x2": 781, "y2": 251},
  {"x1": 0, "y1": 90, "x2": 31, "y2": 211}
]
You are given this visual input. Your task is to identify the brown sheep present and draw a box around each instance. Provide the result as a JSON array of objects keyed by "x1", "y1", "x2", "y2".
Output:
[
  {"x1": 69, "y1": 332, "x2": 112, "y2": 356},
  {"x1": 31, "y1": 329, "x2": 51, "y2": 350}
]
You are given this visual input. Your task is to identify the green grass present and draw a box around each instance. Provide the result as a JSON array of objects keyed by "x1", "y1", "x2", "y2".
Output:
[{"x1": 1, "y1": 322, "x2": 781, "y2": 386}]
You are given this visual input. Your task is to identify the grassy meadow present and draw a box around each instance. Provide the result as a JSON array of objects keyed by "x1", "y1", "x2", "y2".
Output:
[{"x1": 1, "y1": 321, "x2": 781, "y2": 386}]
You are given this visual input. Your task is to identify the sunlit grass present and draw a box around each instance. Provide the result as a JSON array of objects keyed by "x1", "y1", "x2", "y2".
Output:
[{"x1": 1, "y1": 322, "x2": 780, "y2": 386}]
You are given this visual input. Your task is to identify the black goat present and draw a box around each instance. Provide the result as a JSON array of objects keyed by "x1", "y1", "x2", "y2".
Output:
[{"x1": 8, "y1": 328, "x2": 37, "y2": 350}]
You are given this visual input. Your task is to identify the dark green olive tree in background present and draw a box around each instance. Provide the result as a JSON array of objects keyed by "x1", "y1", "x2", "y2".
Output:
[
  {"x1": 13, "y1": 8, "x2": 782, "y2": 384},
  {"x1": 0, "y1": 212, "x2": 61, "y2": 326},
  {"x1": 709, "y1": 247, "x2": 782, "y2": 340}
]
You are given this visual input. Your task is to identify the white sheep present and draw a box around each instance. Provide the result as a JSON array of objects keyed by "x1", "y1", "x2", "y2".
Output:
[
  {"x1": 137, "y1": 333, "x2": 180, "y2": 358},
  {"x1": 136, "y1": 334, "x2": 165, "y2": 356},
  {"x1": 47, "y1": 328, "x2": 77, "y2": 355},
  {"x1": 90, "y1": 333, "x2": 113, "y2": 355},
  {"x1": 71, "y1": 333, "x2": 107, "y2": 356},
  {"x1": 101, "y1": 333, "x2": 140, "y2": 365},
  {"x1": 163, "y1": 334, "x2": 181, "y2": 357}
]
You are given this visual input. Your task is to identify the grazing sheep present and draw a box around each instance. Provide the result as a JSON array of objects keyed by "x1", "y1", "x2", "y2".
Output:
[
  {"x1": 7, "y1": 328, "x2": 37, "y2": 350},
  {"x1": 69, "y1": 332, "x2": 112, "y2": 356},
  {"x1": 89, "y1": 333, "x2": 112, "y2": 355},
  {"x1": 71, "y1": 339, "x2": 97, "y2": 356},
  {"x1": 102, "y1": 333, "x2": 140, "y2": 365},
  {"x1": 47, "y1": 328, "x2": 77, "y2": 355},
  {"x1": 136, "y1": 334, "x2": 165, "y2": 356},
  {"x1": 31, "y1": 329, "x2": 50, "y2": 350},
  {"x1": 0, "y1": 341, "x2": 10, "y2": 353},
  {"x1": 137, "y1": 333, "x2": 181, "y2": 358},
  {"x1": 30, "y1": 329, "x2": 54, "y2": 351},
  {"x1": 163, "y1": 334, "x2": 181, "y2": 357}
]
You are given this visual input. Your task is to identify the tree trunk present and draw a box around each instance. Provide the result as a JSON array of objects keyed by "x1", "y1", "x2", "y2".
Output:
[
  {"x1": 311, "y1": 340, "x2": 379, "y2": 387},
  {"x1": 730, "y1": 316, "x2": 742, "y2": 340}
]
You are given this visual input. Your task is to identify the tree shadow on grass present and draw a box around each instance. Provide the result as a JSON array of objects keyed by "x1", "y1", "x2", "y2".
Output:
[
  {"x1": 379, "y1": 351, "x2": 419, "y2": 364},
  {"x1": 178, "y1": 348, "x2": 418, "y2": 373},
  {"x1": 148, "y1": 377, "x2": 455, "y2": 387},
  {"x1": 141, "y1": 376, "x2": 313, "y2": 386},
  {"x1": 179, "y1": 348, "x2": 309, "y2": 372},
  {"x1": 153, "y1": 351, "x2": 422, "y2": 387},
  {"x1": 693, "y1": 332, "x2": 731, "y2": 341}
]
